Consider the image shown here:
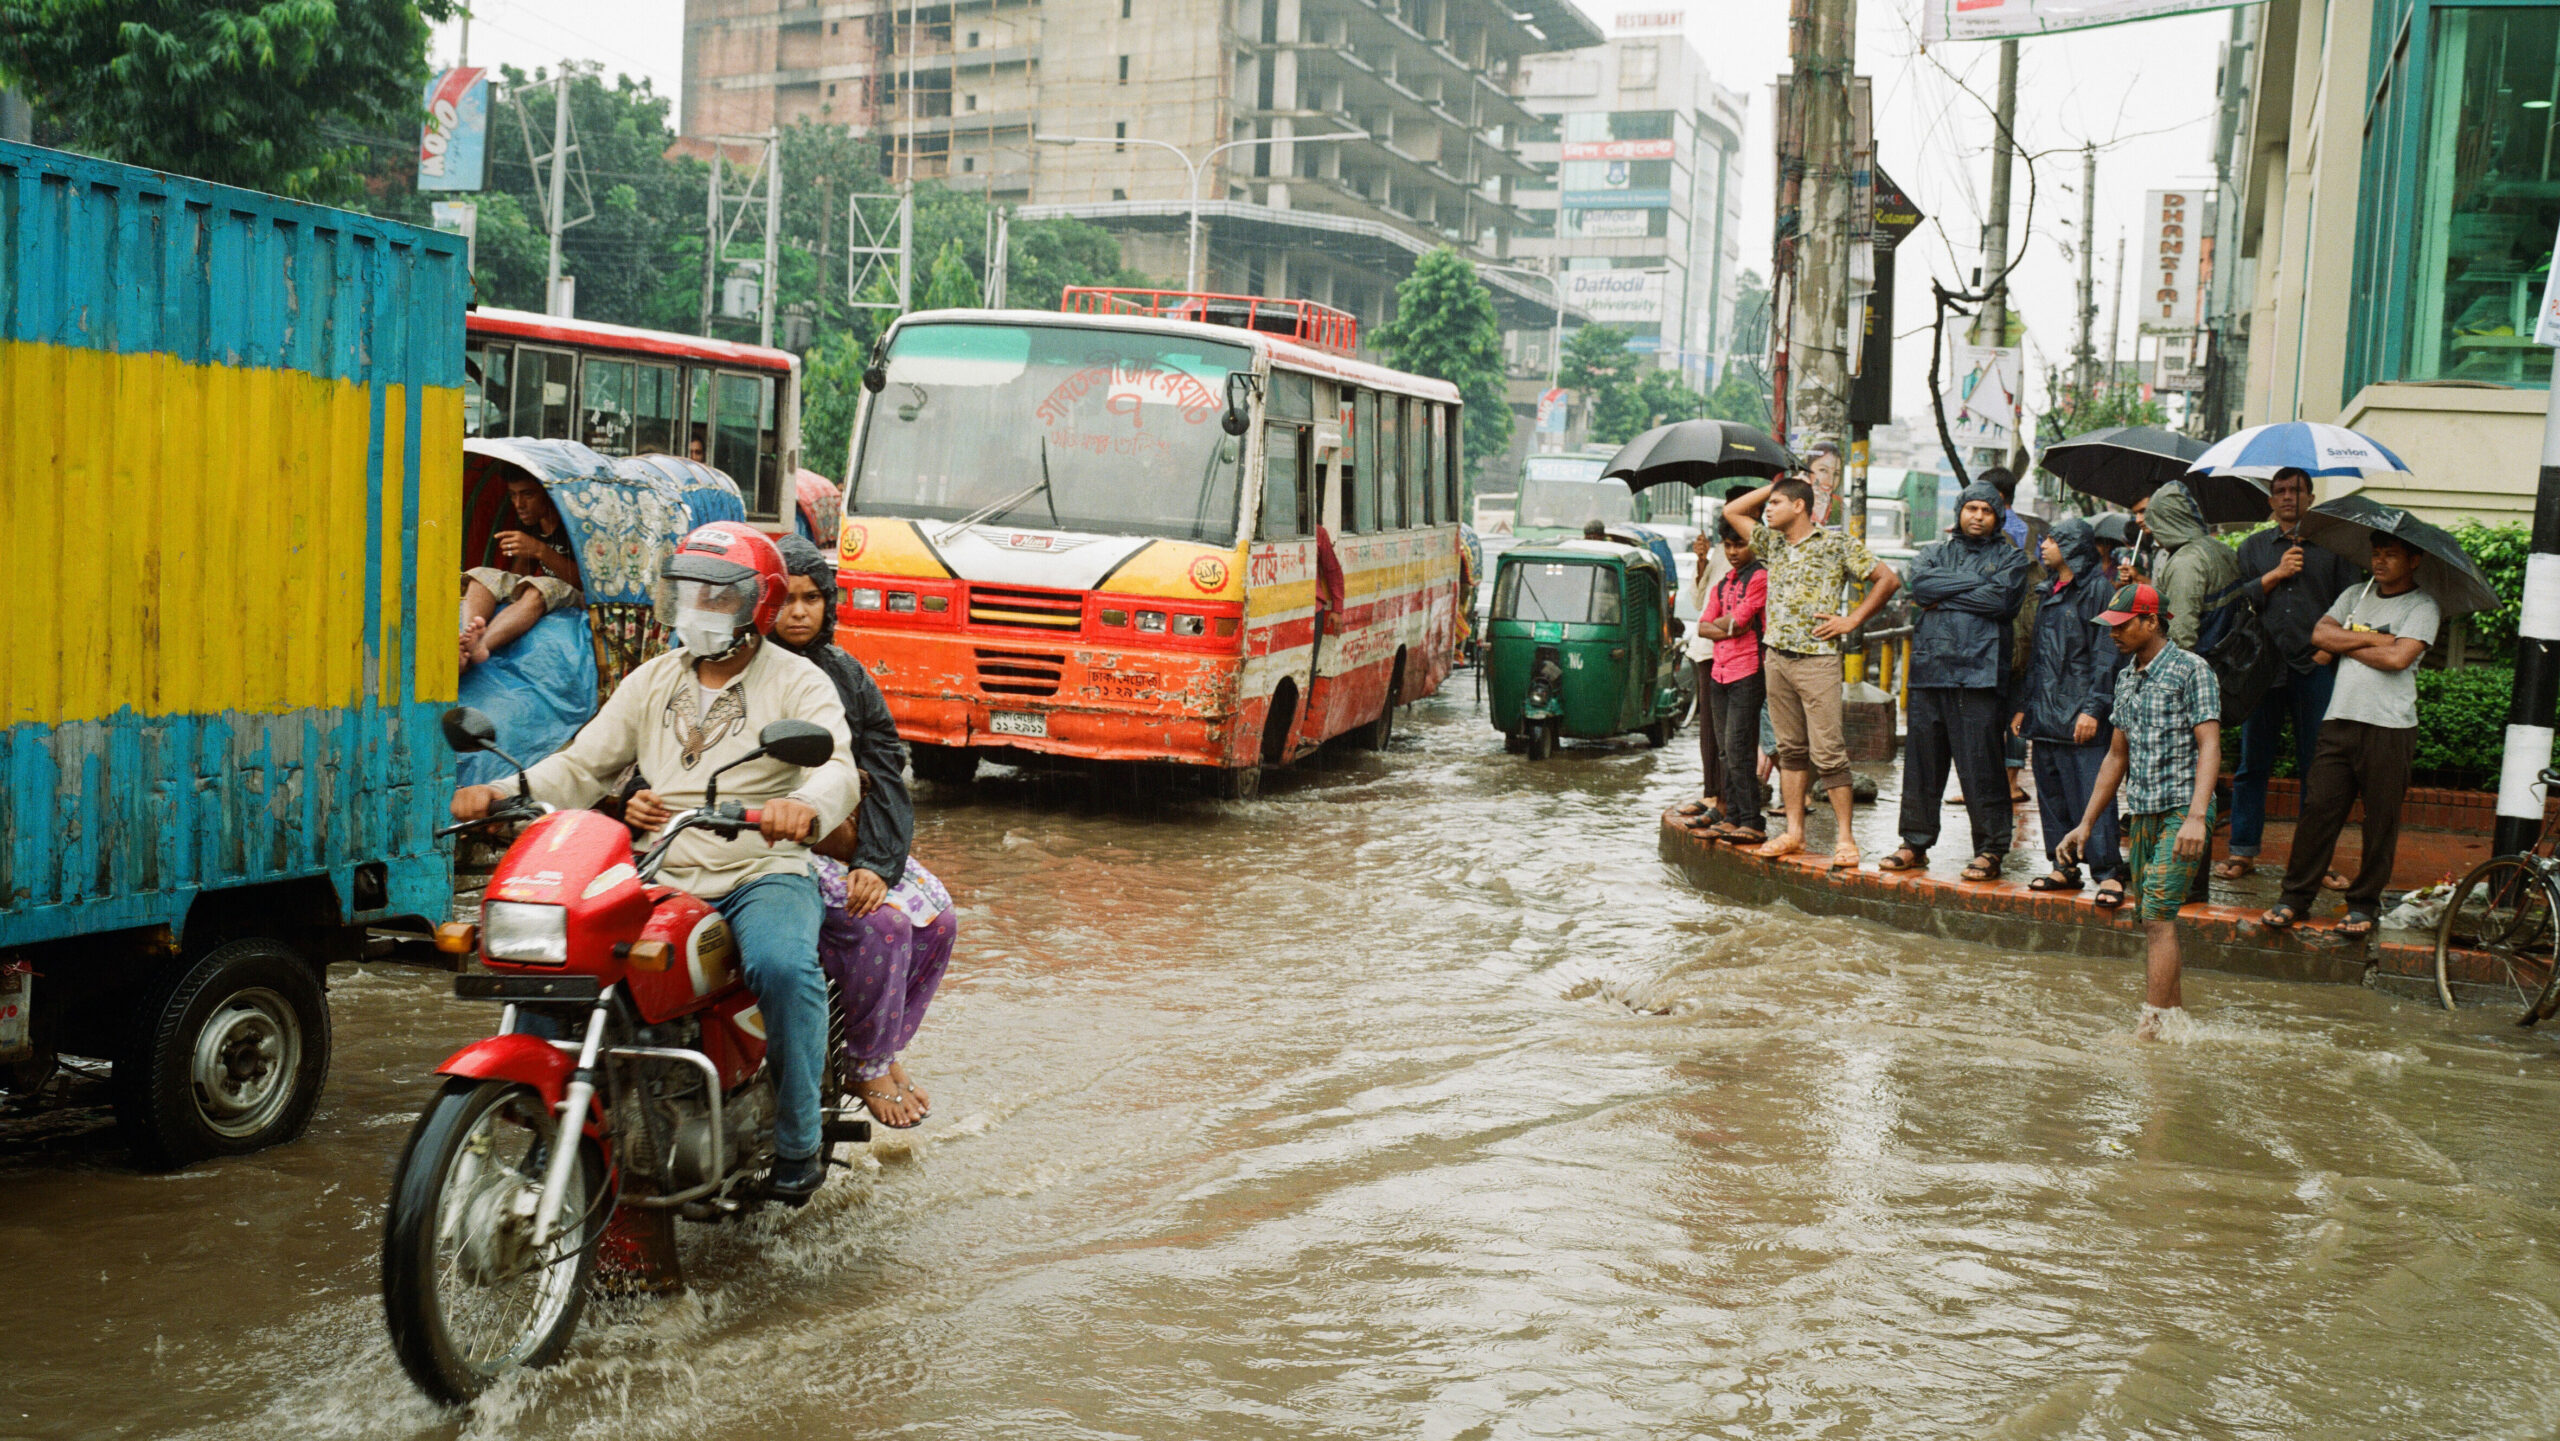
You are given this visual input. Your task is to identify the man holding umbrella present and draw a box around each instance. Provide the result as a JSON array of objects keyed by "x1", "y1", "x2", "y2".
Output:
[{"x1": 2222, "y1": 467, "x2": 2356, "y2": 880}]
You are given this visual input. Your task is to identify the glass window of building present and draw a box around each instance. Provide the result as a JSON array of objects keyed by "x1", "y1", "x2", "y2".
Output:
[{"x1": 2406, "y1": 6, "x2": 2560, "y2": 386}]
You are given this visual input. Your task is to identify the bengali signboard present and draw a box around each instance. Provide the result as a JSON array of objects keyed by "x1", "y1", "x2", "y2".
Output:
[
  {"x1": 2140, "y1": 188, "x2": 2202, "y2": 335},
  {"x1": 417, "y1": 66, "x2": 490, "y2": 193},
  {"x1": 1560, "y1": 138, "x2": 1677, "y2": 162},
  {"x1": 1564, "y1": 269, "x2": 1668, "y2": 325},
  {"x1": 1919, "y1": 0, "x2": 2259, "y2": 43}
]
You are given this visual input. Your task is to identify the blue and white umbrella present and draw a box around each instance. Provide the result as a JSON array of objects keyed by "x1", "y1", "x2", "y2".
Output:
[{"x1": 2187, "y1": 421, "x2": 2413, "y2": 483}]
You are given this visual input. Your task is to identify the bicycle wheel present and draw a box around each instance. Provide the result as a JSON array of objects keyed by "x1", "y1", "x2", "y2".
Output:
[{"x1": 2435, "y1": 856, "x2": 2560, "y2": 1013}]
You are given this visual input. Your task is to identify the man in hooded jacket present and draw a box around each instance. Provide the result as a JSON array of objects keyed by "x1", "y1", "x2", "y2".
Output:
[
  {"x1": 2011, "y1": 517, "x2": 2129, "y2": 903},
  {"x1": 1880, "y1": 481, "x2": 2032, "y2": 880},
  {"x1": 2144, "y1": 481, "x2": 2243, "y2": 651}
]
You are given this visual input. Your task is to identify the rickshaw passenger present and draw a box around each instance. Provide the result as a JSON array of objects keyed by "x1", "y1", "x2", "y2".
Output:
[{"x1": 462, "y1": 471, "x2": 583, "y2": 671}]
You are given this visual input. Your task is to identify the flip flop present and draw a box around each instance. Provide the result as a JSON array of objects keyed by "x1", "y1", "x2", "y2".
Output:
[
  {"x1": 1829, "y1": 843, "x2": 1862, "y2": 871},
  {"x1": 1754, "y1": 835, "x2": 1805, "y2": 860},
  {"x1": 1675, "y1": 800, "x2": 1716, "y2": 820},
  {"x1": 2334, "y1": 911, "x2": 2376, "y2": 939},
  {"x1": 2260, "y1": 903, "x2": 2300, "y2": 929},
  {"x1": 2212, "y1": 858, "x2": 2256, "y2": 880}
]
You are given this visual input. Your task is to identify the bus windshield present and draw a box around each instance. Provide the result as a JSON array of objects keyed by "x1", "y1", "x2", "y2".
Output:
[
  {"x1": 1494, "y1": 561, "x2": 1621, "y2": 625},
  {"x1": 852, "y1": 321, "x2": 1253, "y2": 545},
  {"x1": 1517, "y1": 477, "x2": 1634, "y2": 531}
]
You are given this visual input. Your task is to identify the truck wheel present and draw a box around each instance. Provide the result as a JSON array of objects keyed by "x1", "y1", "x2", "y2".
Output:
[
  {"x1": 1213, "y1": 765, "x2": 1262, "y2": 801},
  {"x1": 113, "y1": 938, "x2": 330, "y2": 1170},
  {"x1": 911, "y1": 744, "x2": 979, "y2": 786}
]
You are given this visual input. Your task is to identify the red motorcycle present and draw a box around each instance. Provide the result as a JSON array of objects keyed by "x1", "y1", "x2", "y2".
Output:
[{"x1": 381, "y1": 706, "x2": 868, "y2": 1404}]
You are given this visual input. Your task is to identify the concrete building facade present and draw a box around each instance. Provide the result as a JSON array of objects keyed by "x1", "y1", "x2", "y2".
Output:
[
  {"x1": 1504, "y1": 29, "x2": 1748, "y2": 391},
  {"x1": 680, "y1": 0, "x2": 1601, "y2": 341}
]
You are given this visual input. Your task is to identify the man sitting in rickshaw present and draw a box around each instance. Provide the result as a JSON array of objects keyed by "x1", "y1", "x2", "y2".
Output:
[{"x1": 461, "y1": 471, "x2": 583, "y2": 671}]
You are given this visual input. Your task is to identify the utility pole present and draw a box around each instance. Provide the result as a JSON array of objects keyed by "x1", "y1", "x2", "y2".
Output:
[
  {"x1": 1967, "y1": 38, "x2": 2019, "y2": 475},
  {"x1": 2105, "y1": 228, "x2": 2126, "y2": 395},
  {"x1": 761, "y1": 136, "x2": 781, "y2": 348},
  {"x1": 2074, "y1": 144, "x2": 2098, "y2": 397},
  {"x1": 1784, "y1": 0, "x2": 1857, "y2": 450},
  {"x1": 543, "y1": 78, "x2": 570, "y2": 317}
]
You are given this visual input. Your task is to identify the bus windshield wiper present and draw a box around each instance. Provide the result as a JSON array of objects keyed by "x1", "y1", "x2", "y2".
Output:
[{"x1": 934, "y1": 440, "x2": 1062, "y2": 541}]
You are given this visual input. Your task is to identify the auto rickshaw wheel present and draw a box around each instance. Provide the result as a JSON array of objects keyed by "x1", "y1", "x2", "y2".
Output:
[
  {"x1": 113, "y1": 937, "x2": 331, "y2": 1170},
  {"x1": 1525, "y1": 719, "x2": 1556, "y2": 761},
  {"x1": 1503, "y1": 730, "x2": 1528, "y2": 754},
  {"x1": 1643, "y1": 719, "x2": 1674, "y2": 749}
]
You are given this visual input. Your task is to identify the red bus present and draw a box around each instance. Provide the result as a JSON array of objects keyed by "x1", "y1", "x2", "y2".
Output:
[{"x1": 835, "y1": 289, "x2": 1467, "y2": 798}]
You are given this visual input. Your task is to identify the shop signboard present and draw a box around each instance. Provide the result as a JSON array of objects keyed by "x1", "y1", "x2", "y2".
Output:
[
  {"x1": 1560, "y1": 138, "x2": 1677, "y2": 162},
  {"x1": 1612, "y1": 9, "x2": 1684, "y2": 32},
  {"x1": 1564, "y1": 269, "x2": 1668, "y2": 325},
  {"x1": 1573, "y1": 209, "x2": 1652, "y2": 238},
  {"x1": 1562, "y1": 188, "x2": 1674, "y2": 210},
  {"x1": 1919, "y1": 0, "x2": 2259, "y2": 43},
  {"x1": 2139, "y1": 188, "x2": 2202, "y2": 335}
]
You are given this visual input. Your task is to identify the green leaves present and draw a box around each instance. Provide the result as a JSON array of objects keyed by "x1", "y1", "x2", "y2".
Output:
[
  {"x1": 1372, "y1": 247, "x2": 1513, "y2": 488},
  {"x1": 2451, "y1": 520, "x2": 2529, "y2": 654}
]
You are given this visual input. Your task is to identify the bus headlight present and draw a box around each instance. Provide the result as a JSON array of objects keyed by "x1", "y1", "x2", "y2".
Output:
[
  {"x1": 1172, "y1": 614, "x2": 1205, "y2": 636},
  {"x1": 483, "y1": 902, "x2": 569, "y2": 965},
  {"x1": 851, "y1": 588, "x2": 883, "y2": 610},
  {"x1": 888, "y1": 591, "x2": 918, "y2": 613},
  {"x1": 1137, "y1": 610, "x2": 1167, "y2": 633}
]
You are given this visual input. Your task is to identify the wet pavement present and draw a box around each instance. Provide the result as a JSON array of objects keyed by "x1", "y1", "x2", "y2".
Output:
[{"x1": 10, "y1": 688, "x2": 2560, "y2": 1439}]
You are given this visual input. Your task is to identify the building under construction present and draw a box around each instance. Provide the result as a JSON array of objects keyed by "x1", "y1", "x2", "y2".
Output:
[{"x1": 679, "y1": 0, "x2": 1598, "y2": 341}]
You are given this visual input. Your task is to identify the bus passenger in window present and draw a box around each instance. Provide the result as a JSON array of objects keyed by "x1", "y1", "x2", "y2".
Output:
[{"x1": 461, "y1": 472, "x2": 583, "y2": 671}]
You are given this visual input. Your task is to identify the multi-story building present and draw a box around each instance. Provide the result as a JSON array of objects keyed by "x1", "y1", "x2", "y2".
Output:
[
  {"x1": 680, "y1": 0, "x2": 1600, "y2": 344},
  {"x1": 1504, "y1": 24, "x2": 1747, "y2": 391}
]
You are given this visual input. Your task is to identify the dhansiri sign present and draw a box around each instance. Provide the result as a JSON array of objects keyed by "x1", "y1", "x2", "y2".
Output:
[
  {"x1": 1919, "y1": 0, "x2": 2258, "y2": 43},
  {"x1": 2139, "y1": 189, "x2": 2202, "y2": 335}
]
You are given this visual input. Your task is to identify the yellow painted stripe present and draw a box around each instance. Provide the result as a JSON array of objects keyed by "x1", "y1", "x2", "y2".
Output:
[
  {"x1": 378, "y1": 385, "x2": 407, "y2": 704},
  {"x1": 0, "y1": 340, "x2": 453, "y2": 726}
]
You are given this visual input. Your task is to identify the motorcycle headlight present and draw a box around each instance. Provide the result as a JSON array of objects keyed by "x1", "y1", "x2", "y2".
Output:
[{"x1": 483, "y1": 902, "x2": 569, "y2": 965}]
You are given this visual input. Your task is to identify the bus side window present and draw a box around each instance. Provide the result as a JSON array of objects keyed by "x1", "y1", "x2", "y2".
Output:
[
  {"x1": 1398, "y1": 398, "x2": 1424, "y2": 530},
  {"x1": 1421, "y1": 403, "x2": 1440, "y2": 526},
  {"x1": 469, "y1": 344, "x2": 511, "y2": 437},
  {"x1": 1380, "y1": 397, "x2": 1405, "y2": 531},
  {"x1": 713, "y1": 371, "x2": 771, "y2": 515},
  {"x1": 634, "y1": 363, "x2": 679, "y2": 454},
  {"x1": 1351, "y1": 387, "x2": 1378, "y2": 534},
  {"x1": 1259, "y1": 424, "x2": 1306, "y2": 539},
  {"x1": 686, "y1": 367, "x2": 713, "y2": 463},
  {"x1": 582, "y1": 359, "x2": 634, "y2": 454},
  {"x1": 755, "y1": 375, "x2": 780, "y2": 516},
  {"x1": 1444, "y1": 405, "x2": 1462, "y2": 520}
]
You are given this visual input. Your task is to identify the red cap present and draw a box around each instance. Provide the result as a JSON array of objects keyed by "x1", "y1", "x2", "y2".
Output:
[{"x1": 2093, "y1": 582, "x2": 2164, "y2": 626}]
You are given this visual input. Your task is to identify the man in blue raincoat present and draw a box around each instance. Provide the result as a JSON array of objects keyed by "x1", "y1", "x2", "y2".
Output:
[{"x1": 1878, "y1": 480, "x2": 2032, "y2": 881}]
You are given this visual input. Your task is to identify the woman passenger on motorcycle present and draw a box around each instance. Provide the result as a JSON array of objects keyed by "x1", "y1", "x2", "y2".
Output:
[{"x1": 772, "y1": 535, "x2": 956, "y2": 1130}]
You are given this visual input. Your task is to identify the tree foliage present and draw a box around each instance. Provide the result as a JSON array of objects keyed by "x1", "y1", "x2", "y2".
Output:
[
  {"x1": 0, "y1": 0, "x2": 458, "y2": 203},
  {"x1": 921, "y1": 238, "x2": 982, "y2": 309},
  {"x1": 1371, "y1": 247, "x2": 1514, "y2": 486}
]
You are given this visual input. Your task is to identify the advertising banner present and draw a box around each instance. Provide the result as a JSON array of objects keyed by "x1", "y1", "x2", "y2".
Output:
[
  {"x1": 1560, "y1": 138, "x2": 1677, "y2": 162},
  {"x1": 1950, "y1": 344, "x2": 2021, "y2": 451},
  {"x1": 1564, "y1": 269, "x2": 1668, "y2": 325},
  {"x1": 1562, "y1": 188, "x2": 1674, "y2": 210},
  {"x1": 1572, "y1": 209, "x2": 1652, "y2": 238},
  {"x1": 418, "y1": 66, "x2": 490, "y2": 193},
  {"x1": 1536, "y1": 388, "x2": 1569, "y2": 434},
  {"x1": 2139, "y1": 188, "x2": 2202, "y2": 335},
  {"x1": 1919, "y1": 0, "x2": 2258, "y2": 43}
]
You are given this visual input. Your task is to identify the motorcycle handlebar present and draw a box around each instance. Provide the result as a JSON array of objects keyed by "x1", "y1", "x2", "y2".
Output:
[{"x1": 435, "y1": 797, "x2": 551, "y2": 839}]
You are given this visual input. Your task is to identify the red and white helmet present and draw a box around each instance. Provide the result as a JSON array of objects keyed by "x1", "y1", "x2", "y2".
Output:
[{"x1": 654, "y1": 522, "x2": 787, "y2": 661}]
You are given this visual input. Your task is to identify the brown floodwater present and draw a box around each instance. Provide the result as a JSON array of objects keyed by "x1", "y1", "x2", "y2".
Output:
[{"x1": 9, "y1": 691, "x2": 2560, "y2": 1439}]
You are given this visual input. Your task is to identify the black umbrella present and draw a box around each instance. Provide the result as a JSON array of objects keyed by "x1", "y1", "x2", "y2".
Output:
[
  {"x1": 1601, "y1": 420, "x2": 1795, "y2": 494},
  {"x1": 2038, "y1": 425, "x2": 2268, "y2": 524},
  {"x1": 2297, "y1": 495, "x2": 2501, "y2": 617}
]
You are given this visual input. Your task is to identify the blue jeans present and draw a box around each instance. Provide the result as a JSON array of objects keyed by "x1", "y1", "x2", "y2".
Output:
[
  {"x1": 2229, "y1": 665, "x2": 2336, "y2": 857},
  {"x1": 2033, "y1": 739, "x2": 2123, "y2": 882},
  {"x1": 717, "y1": 871, "x2": 828, "y2": 1160}
]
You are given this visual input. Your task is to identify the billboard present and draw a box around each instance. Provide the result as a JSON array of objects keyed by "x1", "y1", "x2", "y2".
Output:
[
  {"x1": 418, "y1": 66, "x2": 490, "y2": 193},
  {"x1": 1918, "y1": 0, "x2": 2258, "y2": 43},
  {"x1": 1560, "y1": 138, "x2": 1677, "y2": 162},
  {"x1": 1562, "y1": 188, "x2": 1674, "y2": 210},
  {"x1": 1950, "y1": 344, "x2": 2021, "y2": 451},
  {"x1": 2140, "y1": 188, "x2": 2202, "y2": 335},
  {"x1": 1564, "y1": 269, "x2": 1668, "y2": 325},
  {"x1": 1571, "y1": 209, "x2": 1652, "y2": 238}
]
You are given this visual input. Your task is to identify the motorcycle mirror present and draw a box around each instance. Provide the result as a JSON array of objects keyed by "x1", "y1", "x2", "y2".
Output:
[
  {"x1": 758, "y1": 719, "x2": 836, "y2": 769},
  {"x1": 441, "y1": 707, "x2": 498, "y2": 753}
]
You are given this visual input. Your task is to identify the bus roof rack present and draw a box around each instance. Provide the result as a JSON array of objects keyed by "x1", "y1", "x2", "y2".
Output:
[{"x1": 1060, "y1": 287, "x2": 1358, "y2": 355}]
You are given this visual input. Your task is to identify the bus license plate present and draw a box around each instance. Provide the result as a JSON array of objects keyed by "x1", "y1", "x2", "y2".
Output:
[{"x1": 990, "y1": 711, "x2": 1047, "y2": 737}]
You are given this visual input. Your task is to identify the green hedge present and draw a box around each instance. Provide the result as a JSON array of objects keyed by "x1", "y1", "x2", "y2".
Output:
[{"x1": 2414, "y1": 664, "x2": 2518, "y2": 778}]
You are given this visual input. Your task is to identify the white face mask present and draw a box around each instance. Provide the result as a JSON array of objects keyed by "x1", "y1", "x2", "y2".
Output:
[{"x1": 676, "y1": 606, "x2": 748, "y2": 659}]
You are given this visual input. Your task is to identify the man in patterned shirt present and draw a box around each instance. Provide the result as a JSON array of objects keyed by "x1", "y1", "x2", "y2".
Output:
[
  {"x1": 2058, "y1": 582, "x2": 2221, "y2": 1039},
  {"x1": 1724, "y1": 475, "x2": 1902, "y2": 869}
]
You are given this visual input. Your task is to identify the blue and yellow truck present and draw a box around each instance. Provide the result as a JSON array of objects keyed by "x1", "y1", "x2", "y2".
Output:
[{"x1": 0, "y1": 141, "x2": 467, "y2": 1166}]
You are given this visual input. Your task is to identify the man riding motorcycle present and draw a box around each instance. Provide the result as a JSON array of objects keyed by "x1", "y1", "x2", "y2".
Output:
[{"x1": 449, "y1": 522, "x2": 860, "y2": 1202}]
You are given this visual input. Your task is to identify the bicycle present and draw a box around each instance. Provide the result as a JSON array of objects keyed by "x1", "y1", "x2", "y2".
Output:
[{"x1": 2435, "y1": 767, "x2": 2560, "y2": 1021}]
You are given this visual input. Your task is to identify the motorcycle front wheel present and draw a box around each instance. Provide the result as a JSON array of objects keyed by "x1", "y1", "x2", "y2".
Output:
[{"x1": 382, "y1": 1078, "x2": 600, "y2": 1403}]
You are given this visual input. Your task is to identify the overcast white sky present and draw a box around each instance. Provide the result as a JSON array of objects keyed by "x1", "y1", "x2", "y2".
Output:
[{"x1": 431, "y1": 0, "x2": 2235, "y2": 426}]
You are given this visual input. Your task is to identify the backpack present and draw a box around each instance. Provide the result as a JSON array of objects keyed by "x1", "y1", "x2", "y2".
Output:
[{"x1": 2192, "y1": 577, "x2": 2280, "y2": 728}]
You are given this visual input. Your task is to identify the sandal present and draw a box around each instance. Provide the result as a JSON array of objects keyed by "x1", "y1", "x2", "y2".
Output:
[
  {"x1": 2260, "y1": 903, "x2": 2300, "y2": 929},
  {"x1": 1876, "y1": 846, "x2": 1927, "y2": 872},
  {"x1": 2212, "y1": 858, "x2": 2256, "y2": 881},
  {"x1": 855, "y1": 1076, "x2": 928, "y2": 1130},
  {"x1": 2334, "y1": 910, "x2": 2376, "y2": 939},
  {"x1": 1960, "y1": 854, "x2": 2002, "y2": 883},
  {"x1": 2321, "y1": 871, "x2": 2349, "y2": 893},
  {"x1": 2094, "y1": 881, "x2": 2127, "y2": 909},
  {"x1": 1754, "y1": 834, "x2": 1805, "y2": 860},
  {"x1": 1829, "y1": 842, "x2": 1862, "y2": 871},
  {"x1": 1725, "y1": 827, "x2": 1766, "y2": 845},
  {"x1": 1675, "y1": 799, "x2": 1714, "y2": 819},
  {"x1": 2028, "y1": 869, "x2": 2083, "y2": 892}
]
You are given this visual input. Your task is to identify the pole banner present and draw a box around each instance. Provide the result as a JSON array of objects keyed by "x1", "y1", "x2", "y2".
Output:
[
  {"x1": 418, "y1": 67, "x2": 490, "y2": 193},
  {"x1": 1920, "y1": 0, "x2": 2258, "y2": 43}
]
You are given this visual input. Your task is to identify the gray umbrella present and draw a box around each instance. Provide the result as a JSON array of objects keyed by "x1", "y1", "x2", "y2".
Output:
[
  {"x1": 2297, "y1": 495, "x2": 2501, "y2": 617},
  {"x1": 1601, "y1": 420, "x2": 1795, "y2": 494}
]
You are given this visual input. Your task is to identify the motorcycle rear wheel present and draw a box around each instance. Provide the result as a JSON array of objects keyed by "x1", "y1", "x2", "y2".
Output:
[{"x1": 382, "y1": 1078, "x2": 600, "y2": 1403}]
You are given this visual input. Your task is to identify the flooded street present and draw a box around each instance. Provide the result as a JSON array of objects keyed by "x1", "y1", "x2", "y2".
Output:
[{"x1": 12, "y1": 690, "x2": 2560, "y2": 1439}]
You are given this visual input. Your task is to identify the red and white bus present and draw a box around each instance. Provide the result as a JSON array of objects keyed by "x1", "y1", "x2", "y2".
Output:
[
  {"x1": 835, "y1": 288, "x2": 1466, "y2": 797},
  {"x1": 461, "y1": 307, "x2": 805, "y2": 529}
]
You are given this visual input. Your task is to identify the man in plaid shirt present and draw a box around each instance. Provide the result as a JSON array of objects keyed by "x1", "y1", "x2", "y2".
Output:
[{"x1": 2058, "y1": 582, "x2": 2221, "y2": 1039}]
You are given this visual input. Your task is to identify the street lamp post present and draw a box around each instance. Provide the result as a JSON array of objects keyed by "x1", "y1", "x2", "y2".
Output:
[
  {"x1": 1036, "y1": 130, "x2": 1366, "y2": 291},
  {"x1": 1477, "y1": 260, "x2": 1565, "y2": 394}
]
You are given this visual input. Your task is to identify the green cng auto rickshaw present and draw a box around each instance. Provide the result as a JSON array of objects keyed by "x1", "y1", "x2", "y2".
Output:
[{"x1": 1487, "y1": 542, "x2": 1690, "y2": 759}]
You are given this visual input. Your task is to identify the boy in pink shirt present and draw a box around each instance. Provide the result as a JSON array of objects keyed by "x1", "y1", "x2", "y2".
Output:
[{"x1": 1694, "y1": 524, "x2": 1768, "y2": 841}]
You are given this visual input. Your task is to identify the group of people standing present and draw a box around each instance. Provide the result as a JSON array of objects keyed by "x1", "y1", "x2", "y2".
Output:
[{"x1": 1671, "y1": 452, "x2": 2444, "y2": 1039}]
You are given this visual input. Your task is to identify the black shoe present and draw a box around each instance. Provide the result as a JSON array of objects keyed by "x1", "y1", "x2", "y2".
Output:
[{"x1": 769, "y1": 1151, "x2": 825, "y2": 1206}]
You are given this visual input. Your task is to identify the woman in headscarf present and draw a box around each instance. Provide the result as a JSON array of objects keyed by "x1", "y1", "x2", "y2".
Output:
[{"x1": 774, "y1": 535, "x2": 955, "y2": 1129}]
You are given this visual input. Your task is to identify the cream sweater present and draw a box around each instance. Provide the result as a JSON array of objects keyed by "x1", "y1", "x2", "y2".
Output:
[{"x1": 513, "y1": 640, "x2": 860, "y2": 897}]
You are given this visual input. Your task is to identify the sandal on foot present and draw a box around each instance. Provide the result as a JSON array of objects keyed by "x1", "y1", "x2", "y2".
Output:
[
  {"x1": 2028, "y1": 870, "x2": 2083, "y2": 892},
  {"x1": 2335, "y1": 910, "x2": 2376, "y2": 939},
  {"x1": 2321, "y1": 870, "x2": 2349, "y2": 892},
  {"x1": 1754, "y1": 834, "x2": 1805, "y2": 860},
  {"x1": 2212, "y1": 857, "x2": 2256, "y2": 880},
  {"x1": 1725, "y1": 827, "x2": 1766, "y2": 845},
  {"x1": 2260, "y1": 903, "x2": 2300, "y2": 929},
  {"x1": 1960, "y1": 854, "x2": 2003, "y2": 883},
  {"x1": 856, "y1": 1077, "x2": 927, "y2": 1130},
  {"x1": 1675, "y1": 799, "x2": 1714, "y2": 819},
  {"x1": 1829, "y1": 843, "x2": 1862, "y2": 871},
  {"x1": 1876, "y1": 846, "x2": 1927, "y2": 873},
  {"x1": 2094, "y1": 882, "x2": 2128, "y2": 909}
]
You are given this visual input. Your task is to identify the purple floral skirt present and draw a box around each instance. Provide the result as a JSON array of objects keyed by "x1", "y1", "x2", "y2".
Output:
[{"x1": 812, "y1": 856, "x2": 956, "y2": 1080}]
